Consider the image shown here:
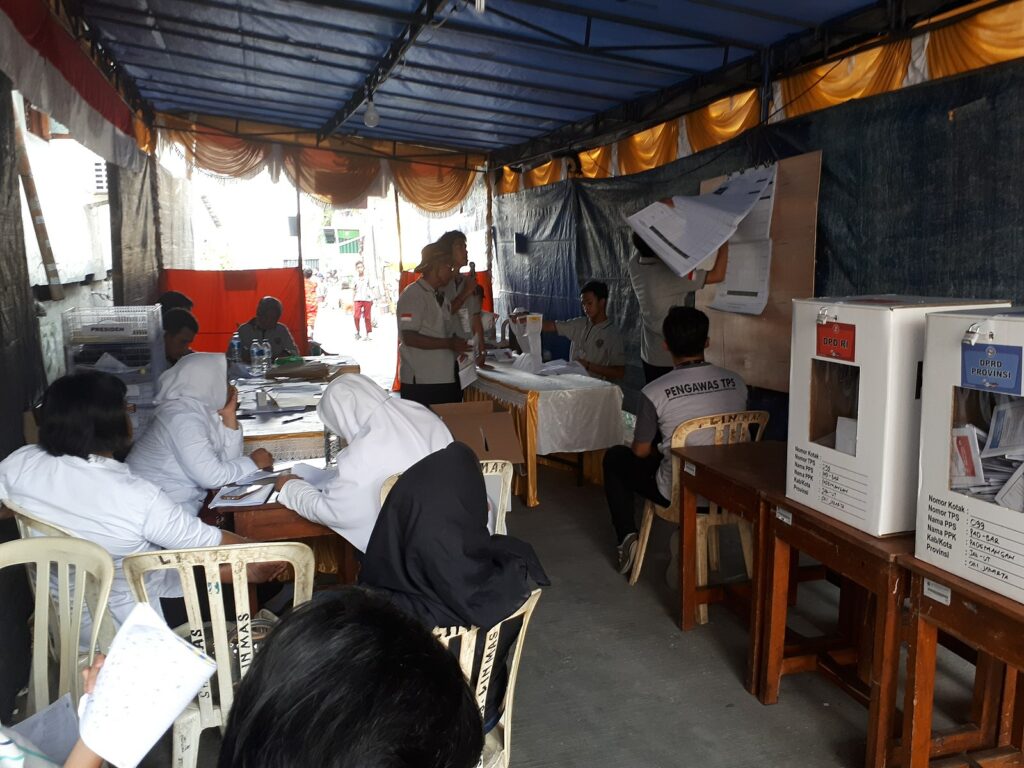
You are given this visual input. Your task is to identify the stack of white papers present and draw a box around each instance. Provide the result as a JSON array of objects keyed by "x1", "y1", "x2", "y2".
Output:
[{"x1": 210, "y1": 482, "x2": 274, "y2": 508}]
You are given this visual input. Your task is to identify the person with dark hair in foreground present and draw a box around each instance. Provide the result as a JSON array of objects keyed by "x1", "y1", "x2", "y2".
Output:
[
  {"x1": 163, "y1": 307, "x2": 199, "y2": 365},
  {"x1": 157, "y1": 290, "x2": 193, "y2": 315},
  {"x1": 540, "y1": 279, "x2": 626, "y2": 380},
  {"x1": 0, "y1": 372, "x2": 273, "y2": 635},
  {"x1": 218, "y1": 588, "x2": 483, "y2": 768},
  {"x1": 359, "y1": 442, "x2": 549, "y2": 730},
  {"x1": 603, "y1": 306, "x2": 748, "y2": 574}
]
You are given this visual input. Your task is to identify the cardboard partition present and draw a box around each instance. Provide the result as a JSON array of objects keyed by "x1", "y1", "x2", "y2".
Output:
[
  {"x1": 431, "y1": 402, "x2": 525, "y2": 464},
  {"x1": 917, "y1": 307, "x2": 1024, "y2": 604},
  {"x1": 786, "y1": 296, "x2": 1008, "y2": 537}
]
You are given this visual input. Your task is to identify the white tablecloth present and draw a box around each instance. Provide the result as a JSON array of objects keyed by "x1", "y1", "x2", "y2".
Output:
[{"x1": 472, "y1": 362, "x2": 624, "y2": 455}]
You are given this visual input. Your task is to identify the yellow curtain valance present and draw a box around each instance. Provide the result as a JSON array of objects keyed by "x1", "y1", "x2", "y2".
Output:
[
  {"x1": 156, "y1": 113, "x2": 481, "y2": 210},
  {"x1": 927, "y1": 0, "x2": 1024, "y2": 80},
  {"x1": 577, "y1": 146, "x2": 612, "y2": 179},
  {"x1": 523, "y1": 159, "x2": 562, "y2": 189},
  {"x1": 781, "y1": 40, "x2": 911, "y2": 118},
  {"x1": 685, "y1": 90, "x2": 760, "y2": 153},
  {"x1": 497, "y1": 166, "x2": 520, "y2": 195},
  {"x1": 617, "y1": 120, "x2": 678, "y2": 176}
]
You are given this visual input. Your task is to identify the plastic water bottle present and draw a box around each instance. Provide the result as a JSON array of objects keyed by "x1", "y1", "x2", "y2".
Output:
[
  {"x1": 228, "y1": 334, "x2": 241, "y2": 364},
  {"x1": 250, "y1": 341, "x2": 264, "y2": 378},
  {"x1": 261, "y1": 340, "x2": 273, "y2": 374}
]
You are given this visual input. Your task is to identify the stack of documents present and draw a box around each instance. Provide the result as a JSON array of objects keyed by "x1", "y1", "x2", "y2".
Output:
[{"x1": 952, "y1": 401, "x2": 1024, "y2": 510}]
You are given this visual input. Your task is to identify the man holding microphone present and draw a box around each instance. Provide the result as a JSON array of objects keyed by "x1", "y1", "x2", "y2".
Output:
[{"x1": 436, "y1": 230, "x2": 486, "y2": 367}]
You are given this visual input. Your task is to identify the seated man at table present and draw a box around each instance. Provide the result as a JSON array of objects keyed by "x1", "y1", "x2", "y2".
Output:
[
  {"x1": 163, "y1": 307, "x2": 199, "y2": 366},
  {"x1": 541, "y1": 280, "x2": 625, "y2": 381},
  {"x1": 603, "y1": 306, "x2": 748, "y2": 575},
  {"x1": 235, "y1": 296, "x2": 299, "y2": 362}
]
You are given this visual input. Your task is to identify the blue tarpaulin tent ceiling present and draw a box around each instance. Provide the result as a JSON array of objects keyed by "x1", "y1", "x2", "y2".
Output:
[{"x1": 53, "y1": 0, "x2": 995, "y2": 167}]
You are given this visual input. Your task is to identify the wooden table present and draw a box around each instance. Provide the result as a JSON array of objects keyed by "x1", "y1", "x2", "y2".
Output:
[
  {"x1": 760, "y1": 490, "x2": 914, "y2": 768},
  {"x1": 673, "y1": 440, "x2": 787, "y2": 695},
  {"x1": 210, "y1": 501, "x2": 359, "y2": 584},
  {"x1": 900, "y1": 555, "x2": 1023, "y2": 768}
]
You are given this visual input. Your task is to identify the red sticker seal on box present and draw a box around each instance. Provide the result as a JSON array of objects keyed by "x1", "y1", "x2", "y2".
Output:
[{"x1": 816, "y1": 322, "x2": 856, "y2": 362}]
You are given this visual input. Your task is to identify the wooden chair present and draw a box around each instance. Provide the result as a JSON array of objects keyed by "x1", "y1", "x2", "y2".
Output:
[
  {"x1": 433, "y1": 589, "x2": 542, "y2": 768},
  {"x1": 121, "y1": 542, "x2": 315, "y2": 768},
  {"x1": 379, "y1": 460, "x2": 515, "y2": 534},
  {"x1": 0, "y1": 536, "x2": 113, "y2": 716},
  {"x1": 628, "y1": 410, "x2": 769, "y2": 623}
]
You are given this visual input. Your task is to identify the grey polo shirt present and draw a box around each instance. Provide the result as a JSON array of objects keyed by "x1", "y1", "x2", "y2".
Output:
[
  {"x1": 398, "y1": 279, "x2": 457, "y2": 385},
  {"x1": 235, "y1": 319, "x2": 298, "y2": 360},
  {"x1": 635, "y1": 362, "x2": 748, "y2": 498},
  {"x1": 627, "y1": 254, "x2": 703, "y2": 368},
  {"x1": 443, "y1": 275, "x2": 482, "y2": 340},
  {"x1": 554, "y1": 317, "x2": 625, "y2": 375}
]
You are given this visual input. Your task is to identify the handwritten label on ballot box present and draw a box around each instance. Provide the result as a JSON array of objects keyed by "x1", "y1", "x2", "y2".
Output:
[
  {"x1": 960, "y1": 343, "x2": 1023, "y2": 395},
  {"x1": 815, "y1": 322, "x2": 856, "y2": 362}
]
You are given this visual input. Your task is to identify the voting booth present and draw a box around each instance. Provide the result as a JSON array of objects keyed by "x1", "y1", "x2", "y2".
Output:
[
  {"x1": 787, "y1": 297, "x2": 1006, "y2": 537},
  {"x1": 914, "y1": 307, "x2": 1024, "y2": 603}
]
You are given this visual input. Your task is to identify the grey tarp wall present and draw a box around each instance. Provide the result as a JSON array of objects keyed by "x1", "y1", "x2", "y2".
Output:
[
  {"x1": 108, "y1": 154, "x2": 160, "y2": 305},
  {"x1": 494, "y1": 57, "x2": 1024, "y2": 422},
  {"x1": 0, "y1": 72, "x2": 46, "y2": 721}
]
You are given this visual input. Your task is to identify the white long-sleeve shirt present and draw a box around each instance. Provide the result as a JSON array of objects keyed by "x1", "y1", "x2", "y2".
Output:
[
  {"x1": 128, "y1": 409, "x2": 256, "y2": 512},
  {"x1": 0, "y1": 446, "x2": 223, "y2": 633}
]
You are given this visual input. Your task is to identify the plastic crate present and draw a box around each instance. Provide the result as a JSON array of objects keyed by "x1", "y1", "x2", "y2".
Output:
[
  {"x1": 62, "y1": 305, "x2": 162, "y2": 344},
  {"x1": 62, "y1": 305, "x2": 166, "y2": 396}
]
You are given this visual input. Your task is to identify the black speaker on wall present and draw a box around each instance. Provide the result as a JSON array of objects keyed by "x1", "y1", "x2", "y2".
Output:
[{"x1": 514, "y1": 232, "x2": 528, "y2": 254}]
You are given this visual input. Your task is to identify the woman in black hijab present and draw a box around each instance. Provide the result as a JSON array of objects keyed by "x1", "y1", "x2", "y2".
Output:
[{"x1": 360, "y1": 441, "x2": 550, "y2": 631}]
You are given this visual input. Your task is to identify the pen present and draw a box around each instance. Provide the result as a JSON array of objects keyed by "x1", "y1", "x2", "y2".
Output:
[{"x1": 282, "y1": 415, "x2": 303, "y2": 423}]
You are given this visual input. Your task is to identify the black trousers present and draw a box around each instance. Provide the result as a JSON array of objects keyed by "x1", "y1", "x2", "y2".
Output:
[
  {"x1": 602, "y1": 445, "x2": 670, "y2": 543},
  {"x1": 642, "y1": 360, "x2": 673, "y2": 385},
  {"x1": 400, "y1": 381, "x2": 463, "y2": 408}
]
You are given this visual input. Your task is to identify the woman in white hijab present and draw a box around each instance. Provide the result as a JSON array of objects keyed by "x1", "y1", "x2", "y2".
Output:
[
  {"x1": 128, "y1": 352, "x2": 272, "y2": 512},
  {"x1": 274, "y1": 374, "x2": 452, "y2": 552}
]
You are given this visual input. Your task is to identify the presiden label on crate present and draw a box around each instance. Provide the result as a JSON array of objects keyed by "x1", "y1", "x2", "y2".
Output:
[
  {"x1": 960, "y1": 343, "x2": 1023, "y2": 395},
  {"x1": 815, "y1": 322, "x2": 856, "y2": 362}
]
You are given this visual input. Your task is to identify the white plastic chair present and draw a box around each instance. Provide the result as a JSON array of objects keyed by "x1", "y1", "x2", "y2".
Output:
[
  {"x1": 10, "y1": 502, "x2": 118, "y2": 655},
  {"x1": 0, "y1": 536, "x2": 113, "y2": 715},
  {"x1": 628, "y1": 411, "x2": 768, "y2": 624},
  {"x1": 433, "y1": 589, "x2": 542, "y2": 768},
  {"x1": 379, "y1": 460, "x2": 515, "y2": 534},
  {"x1": 121, "y1": 542, "x2": 315, "y2": 768}
]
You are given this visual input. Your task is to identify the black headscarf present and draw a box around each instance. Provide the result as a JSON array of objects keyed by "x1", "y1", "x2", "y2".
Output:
[{"x1": 359, "y1": 442, "x2": 550, "y2": 631}]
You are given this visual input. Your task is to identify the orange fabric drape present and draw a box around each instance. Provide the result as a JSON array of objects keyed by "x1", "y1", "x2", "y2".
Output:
[
  {"x1": 781, "y1": 41, "x2": 911, "y2": 118},
  {"x1": 616, "y1": 120, "x2": 678, "y2": 176},
  {"x1": 284, "y1": 147, "x2": 381, "y2": 207},
  {"x1": 577, "y1": 146, "x2": 612, "y2": 179},
  {"x1": 523, "y1": 159, "x2": 562, "y2": 189},
  {"x1": 498, "y1": 166, "x2": 520, "y2": 195},
  {"x1": 685, "y1": 90, "x2": 761, "y2": 153},
  {"x1": 927, "y1": 0, "x2": 1024, "y2": 80},
  {"x1": 391, "y1": 160, "x2": 477, "y2": 213}
]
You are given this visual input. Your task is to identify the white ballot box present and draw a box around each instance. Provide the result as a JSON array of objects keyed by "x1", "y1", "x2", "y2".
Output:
[
  {"x1": 914, "y1": 307, "x2": 1024, "y2": 603},
  {"x1": 787, "y1": 296, "x2": 1007, "y2": 537}
]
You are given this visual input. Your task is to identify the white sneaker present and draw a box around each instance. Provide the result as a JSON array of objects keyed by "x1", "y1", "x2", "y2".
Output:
[{"x1": 617, "y1": 532, "x2": 638, "y2": 575}]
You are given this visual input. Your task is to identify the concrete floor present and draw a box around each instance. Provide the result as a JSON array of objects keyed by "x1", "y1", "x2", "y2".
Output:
[{"x1": 135, "y1": 463, "x2": 978, "y2": 768}]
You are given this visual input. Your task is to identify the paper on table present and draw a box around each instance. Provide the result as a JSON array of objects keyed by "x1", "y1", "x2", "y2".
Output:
[
  {"x1": 538, "y1": 360, "x2": 588, "y2": 377},
  {"x1": 512, "y1": 353, "x2": 542, "y2": 374},
  {"x1": 10, "y1": 693, "x2": 79, "y2": 764},
  {"x1": 78, "y1": 603, "x2": 215, "y2": 768},
  {"x1": 458, "y1": 352, "x2": 478, "y2": 389},
  {"x1": 209, "y1": 483, "x2": 274, "y2": 508},
  {"x1": 234, "y1": 468, "x2": 281, "y2": 485},
  {"x1": 951, "y1": 425, "x2": 986, "y2": 488},
  {"x1": 289, "y1": 462, "x2": 335, "y2": 489},
  {"x1": 982, "y1": 401, "x2": 1024, "y2": 458},
  {"x1": 708, "y1": 240, "x2": 773, "y2": 315}
]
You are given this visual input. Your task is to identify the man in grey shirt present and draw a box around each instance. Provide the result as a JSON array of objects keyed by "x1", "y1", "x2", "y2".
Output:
[
  {"x1": 235, "y1": 296, "x2": 299, "y2": 362},
  {"x1": 542, "y1": 280, "x2": 626, "y2": 381},
  {"x1": 604, "y1": 306, "x2": 747, "y2": 574},
  {"x1": 397, "y1": 242, "x2": 471, "y2": 407}
]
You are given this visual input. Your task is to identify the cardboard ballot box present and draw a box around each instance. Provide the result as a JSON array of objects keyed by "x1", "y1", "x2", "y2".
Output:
[
  {"x1": 430, "y1": 401, "x2": 525, "y2": 465},
  {"x1": 914, "y1": 307, "x2": 1024, "y2": 603},
  {"x1": 787, "y1": 297, "x2": 1007, "y2": 537}
]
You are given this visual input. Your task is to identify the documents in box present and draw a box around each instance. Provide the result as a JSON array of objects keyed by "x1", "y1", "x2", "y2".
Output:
[
  {"x1": 431, "y1": 401, "x2": 525, "y2": 464},
  {"x1": 786, "y1": 296, "x2": 1007, "y2": 537},
  {"x1": 915, "y1": 307, "x2": 1024, "y2": 603}
]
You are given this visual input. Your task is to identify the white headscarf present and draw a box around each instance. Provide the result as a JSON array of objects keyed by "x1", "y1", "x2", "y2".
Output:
[
  {"x1": 278, "y1": 374, "x2": 453, "y2": 551},
  {"x1": 155, "y1": 353, "x2": 228, "y2": 412}
]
